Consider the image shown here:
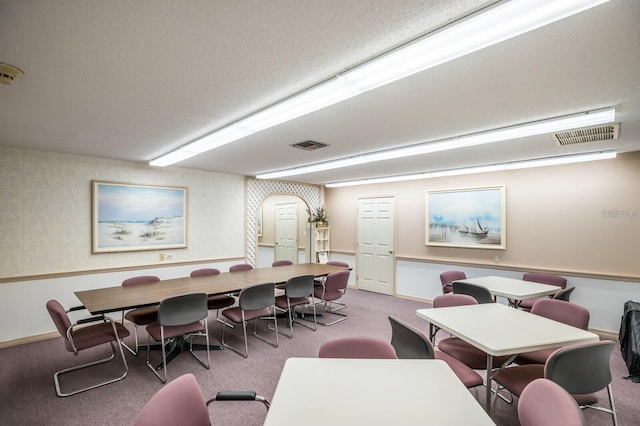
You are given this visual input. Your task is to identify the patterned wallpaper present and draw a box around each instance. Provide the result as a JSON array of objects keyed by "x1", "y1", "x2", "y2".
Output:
[{"x1": 0, "y1": 147, "x2": 245, "y2": 278}]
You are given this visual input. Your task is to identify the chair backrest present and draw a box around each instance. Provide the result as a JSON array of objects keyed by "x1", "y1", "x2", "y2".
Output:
[
  {"x1": 134, "y1": 373, "x2": 209, "y2": 426},
  {"x1": 238, "y1": 282, "x2": 276, "y2": 311},
  {"x1": 531, "y1": 299, "x2": 590, "y2": 330},
  {"x1": 440, "y1": 271, "x2": 466, "y2": 292},
  {"x1": 327, "y1": 261, "x2": 349, "y2": 267},
  {"x1": 452, "y1": 281, "x2": 493, "y2": 304},
  {"x1": 523, "y1": 272, "x2": 567, "y2": 289},
  {"x1": 46, "y1": 300, "x2": 74, "y2": 351},
  {"x1": 433, "y1": 294, "x2": 478, "y2": 308},
  {"x1": 284, "y1": 275, "x2": 315, "y2": 299},
  {"x1": 272, "y1": 260, "x2": 293, "y2": 267},
  {"x1": 158, "y1": 293, "x2": 208, "y2": 327},
  {"x1": 122, "y1": 275, "x2": 160, "y2": 287},
  {"x1": 324, "y1": 269, "x2": 350, "y2": 292},
  {"x1": 318, "y1": 336, "x2": 397, "y2": 359},
  {"x1": 545, "y1": 340, "x2": 615, "y2": 395},
  {"x1": 230, "y1": 263, "x2": 254, "y2": 272},
  {"x1": 552, "y1": 286, "x2": 575, "y2": 301},
  {"x1": 388, "y1": 316, "x2": 435, "y2": 359},
  {"x1": 190, "y1": 268, "x2": 220, "y2": 277},
  {"x1": 518, "y1": 378, "x2": 585, "y2": 426}
]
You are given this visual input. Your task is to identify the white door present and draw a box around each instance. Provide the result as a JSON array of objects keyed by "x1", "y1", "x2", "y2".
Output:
[
  {"x1": 357, "y1": 197, "x2": 395, "y2": 295},
  {"x1": 275, "y1": 203, "x2": 298, "y2": 263}
]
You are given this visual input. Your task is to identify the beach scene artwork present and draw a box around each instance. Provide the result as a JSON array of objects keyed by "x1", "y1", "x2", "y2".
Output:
[
  {"x1": 425, "y1": 185, "x2": 506, "y2": 249},
  {"x1": 92, "y1": 181, "x2": 187, "y2": 252}
]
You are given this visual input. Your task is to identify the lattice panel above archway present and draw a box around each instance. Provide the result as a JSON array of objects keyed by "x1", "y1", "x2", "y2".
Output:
[{"x1": 246, "y1": 179, "x2": 321, "y2": 266}]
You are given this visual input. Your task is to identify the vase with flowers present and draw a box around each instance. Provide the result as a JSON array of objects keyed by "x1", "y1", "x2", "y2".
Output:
[{"x1": 307, "y1": 205, "x2": 329, "y2": 227}]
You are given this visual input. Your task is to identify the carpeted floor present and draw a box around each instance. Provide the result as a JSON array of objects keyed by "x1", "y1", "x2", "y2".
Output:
[{"x1": 1, "y1": 289, "x2": 637, "y2": 425}]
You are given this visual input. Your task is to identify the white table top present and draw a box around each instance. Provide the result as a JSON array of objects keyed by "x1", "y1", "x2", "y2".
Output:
[
  {"x1": 263, "y1": 358, "x2": 495, "y2": 426},
  {"x1": 417, "y1": 303, "x2": 599, "y2": 356},
  {"x1": 457, "y1": 275, "x2": 561, "y2": 300}
]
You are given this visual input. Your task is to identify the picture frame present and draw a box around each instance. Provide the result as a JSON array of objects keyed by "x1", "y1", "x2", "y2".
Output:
[
  {"x1": 425, "y1": 185, "x2": 506, "y2": 250},
  {"x1": 92, "y1": 180, "x2": 188, "y2": 253}
]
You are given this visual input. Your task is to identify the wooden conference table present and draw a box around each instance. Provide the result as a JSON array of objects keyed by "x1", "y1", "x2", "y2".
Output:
[
  {"x1": 74, "y1": 262, "x2": 347, "y2": 315},
  {"x1": 416, "y1": 303, "x2": 599, "y2": 412},
  {"x1": 263, "y1": 358, "x2": 495, "y2": 426},
  {"x1": 74, "y1": 263, "x2": 348, "y2": 367},
  {"x1": 455, "y1": 275, "x2": 561, "y2": 307}
]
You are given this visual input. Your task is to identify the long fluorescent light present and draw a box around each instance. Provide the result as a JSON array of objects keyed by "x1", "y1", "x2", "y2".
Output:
[
  {"x1": 325, "y1": 151, "x2": 617, "y2": 187},
  {"x1": 150, "y1": 0, "x2": 610, "y2": 167},
  {"x1": 256, "y1": 107, "x2": 615, "y2": 179}
]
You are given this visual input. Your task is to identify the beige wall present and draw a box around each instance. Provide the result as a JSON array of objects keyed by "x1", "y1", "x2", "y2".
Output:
[
  {"x1": 326, "y1": 151, "x2": 640, "y2": 279},
  {"x1": 0, "y1": 147, "x2": 246, "y2": 279},
  {"x1": 258, "y1": 194, "x2": 309, "y2": 248}
]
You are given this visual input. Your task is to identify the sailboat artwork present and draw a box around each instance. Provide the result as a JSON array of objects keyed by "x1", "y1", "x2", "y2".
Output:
[{"x1": 426, "y1": 186, "x2": 506, "y2": 250}]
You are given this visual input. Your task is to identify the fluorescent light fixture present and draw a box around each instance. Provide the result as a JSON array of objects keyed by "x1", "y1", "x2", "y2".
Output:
[
  {"x1": 256, "y1": 107, "x2": 615, "y2": 179},
  {"x1": 325, "y1": 151, "x2": 617, "y2": 187},
  {"x1": 150, "y1": 0, "x2": 610, "y2": 167}
]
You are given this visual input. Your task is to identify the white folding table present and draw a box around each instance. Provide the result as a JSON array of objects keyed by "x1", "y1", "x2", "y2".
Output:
[
  {"x1": 455, "y1": 275, "x2": 561, "y2": 307},
  {"x1": 263, "y1": 358, "x2": 495, "y2": 425},
  {"x1": 416, "y1": 303, "x2": 599, "y2": 411}
]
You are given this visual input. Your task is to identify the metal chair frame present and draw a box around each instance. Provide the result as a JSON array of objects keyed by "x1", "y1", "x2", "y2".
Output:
[{"x1": 272, "y1": 274, "x2": 317, "y2": 338}]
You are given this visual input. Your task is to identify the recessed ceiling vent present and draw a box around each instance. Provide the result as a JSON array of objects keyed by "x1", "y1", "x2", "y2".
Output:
[
  {"x1": 291, "y1": 140, "x2": 328, "y2": 151},
  {"x1": 0, "y1": 62, "x2": 24, "y2": 85},
  {"x1": 552, "y1": 123, "x2": 620, "y2": 146}
]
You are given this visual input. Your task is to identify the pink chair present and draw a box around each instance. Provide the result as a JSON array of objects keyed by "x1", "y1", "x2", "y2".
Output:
[
  {"x1": 46, "y1": 299, "x2": 129, "y2": 396},
  {"x1": 319, "y1": 336, "x2": 397, "y2": 359},
  {"x1": 518, "y1": 378, "x2": 585, "y2": 426},
  {"x1": 134, "y1": 373, "x2": 270, "y2": 426},
  {"x1": 121, "y1": 275, "x2": 161, "y2": 355},
  {"x1": 517, "y1": 272, "x2": 567, "y2": 311},
  {"x1": 229, "y1": 263, "x2": 254, "y2": 272},
  {"x1": 439, "y1": 270, "x2": 466, "y2": 294},
  {"x1": 272, "y1": 260, "x2": 293, "y2": 267},
  {"x1": 434, "y1": 294, "x2": 512, "y2": 369},
  {"x1": 190, "y1": 268, "x2": 235, "y2": 323},
  {"x1": 388, "y1": 316, "x2": 483, "y2": 390},
  {"x1": 515, "y1": 299, "x2": 590, "y2": 365},
  {"x1": 313, "y1": 269, "x2": 350, "y2": 325}
]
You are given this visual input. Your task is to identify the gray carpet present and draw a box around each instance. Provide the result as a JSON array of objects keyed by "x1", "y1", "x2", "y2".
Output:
[{"x1": 1, "y1": 289, "x2": 637, "y2": 425}]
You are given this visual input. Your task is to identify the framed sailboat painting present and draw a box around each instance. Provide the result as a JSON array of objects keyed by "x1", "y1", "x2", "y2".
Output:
[{"x1": 425, "y1": 185, "x2": 506, "y2": 249}]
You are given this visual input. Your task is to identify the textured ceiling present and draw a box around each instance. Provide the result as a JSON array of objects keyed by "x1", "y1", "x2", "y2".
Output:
[{"x1": 1, "y1": 0, "x2": 639, "y2": 185}]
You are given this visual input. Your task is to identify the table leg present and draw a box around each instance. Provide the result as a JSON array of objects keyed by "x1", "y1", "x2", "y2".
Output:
[{"x1": 485, "y1": 354, "x2": 493, "y2": 412}]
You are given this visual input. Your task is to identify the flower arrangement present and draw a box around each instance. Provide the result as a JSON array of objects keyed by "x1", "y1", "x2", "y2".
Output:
[{"x1": 307, "y1": 205, "x2": 328, "y2": 225}]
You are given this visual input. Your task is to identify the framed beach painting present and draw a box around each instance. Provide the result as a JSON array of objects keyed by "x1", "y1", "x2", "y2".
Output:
[
  {"x1": 425, "y1": 185, "x2": 506, "y2": 250},
  {"x1": 92, "y1": 181, "x2": 187, "y2": 253}
]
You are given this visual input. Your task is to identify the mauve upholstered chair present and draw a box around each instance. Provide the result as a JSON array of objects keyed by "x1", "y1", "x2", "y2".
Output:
[
  {"x1": 388, "y1": 316, "x2": 483, "y2": 390},
  {"x1": 517, "y1": 272, "x2": 567, "y2": 310},
  {"x1": 134, "y1": 373, "x2": 270, "y2": 426},
  {"x1": 121, "y1": 275, "x2": 161, "y2": 355},
  {"x1": 518, "y1": 378, "x2": 585, "y2": 426},
  {"x1": 318, "y1": 336, "x2": 397, "y2": 359},
  {"x1": 273, "y1": 274, "x2": 317, "y2": 338},
  {"x1": 229, "y1": 263, "x2": 254, "y2": 272},
  {"x1": 46, "y1": 299, "x2": 129, "y2": 396},
  {"x1": 313, "y1": 269, "x2": 350, "y2": 325},
  {"x1": 190, "y1": 268, "x2": 235, "y2": 322},
  {"x1": 272, "y1": 260, "x2": 293, "y2": 267},
  {"x1": 439, "y1": 270, "x2": 466, "y2": 294}
]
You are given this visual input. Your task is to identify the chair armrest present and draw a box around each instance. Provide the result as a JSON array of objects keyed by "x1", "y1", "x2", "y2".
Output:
[
  {"x1": 76, "y1": 315, "x2": 107, "y2": 325},
  {"x1": 67, "y1": 305, "x2": 87, "y2": 312},
  {"x1": 207, "y1": 391, "x2": 270, "y2": 409}
]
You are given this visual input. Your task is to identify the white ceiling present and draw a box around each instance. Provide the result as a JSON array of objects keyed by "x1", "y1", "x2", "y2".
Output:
[{"x1": 1, "y1": 0, "x2": 639, "y2": 185}]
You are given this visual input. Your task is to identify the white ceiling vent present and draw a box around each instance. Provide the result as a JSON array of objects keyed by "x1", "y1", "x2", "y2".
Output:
[
  {"x1": 552, "y1": 123, "x2": 620, "y2": 146},
  {"x1": 291, "y1": 140, "x2": 328, "y2": 151}
]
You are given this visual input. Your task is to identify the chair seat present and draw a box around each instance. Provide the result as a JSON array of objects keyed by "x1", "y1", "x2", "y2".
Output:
[
  {"x1": 434, "y1": 350, "x2": 483, "y2": 388},
  {"x1": 125, "y1": 306, "x2": 159, "y2": 325},
  {"x1": 71, "y1": 322, "x2": 130, "y2": 351},
  {"x1": 313, "y1": 287, "x2": 342, "y2": 301},
  {"x1": 207, "y1": 295, "x2": 236, "y2": 310},
  {"x1": 493, "y1": 364, "x2": 544, "y2": 398},
  {"x1": 275, "y1": 295, "x2": 309, "y2": 309},
  {"x1": 517, "y1": 298, "x2": 540, "y2": 310},
  {"x1": 223, "y1": 306, "x2": 272, "y2": 323},
  {"x1": 146, "y1": 321, "x2": 204, "y2": 340},
  {"x1": 572, "y1": 392, "x2": 598, "y2": 405},
  {"x1": 438, "y1": 337, "x2": 513, "y2": 369},
  {"x1": 515, "y1": 347, "x2": 557, "y2": 365}
]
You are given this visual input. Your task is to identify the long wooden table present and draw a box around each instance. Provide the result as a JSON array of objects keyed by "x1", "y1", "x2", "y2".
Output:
[
  {"x1": 75, "y1": 263, "x2": 348, "y2": 315},
  {"x1": 264, "y1": 358, "x2": 495, "y2": 425},
  {"x1": 416, "y1": 303, "x2": 599, "y2": 412}
]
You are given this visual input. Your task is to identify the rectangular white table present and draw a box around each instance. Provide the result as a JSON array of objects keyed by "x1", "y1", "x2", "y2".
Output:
[
  {"x1": 263, "y1": 358, "x2": 495, "y2": 425},
  {"x1": 455, "y1": 275, "x2": 561, "y2": 306},
  {"x1": 416, "y1": 303, "x2": 599, "y2": 411}
]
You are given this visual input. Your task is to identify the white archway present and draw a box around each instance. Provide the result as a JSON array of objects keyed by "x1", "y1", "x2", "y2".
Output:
[{"x1": 246, "y1": 178, "x2": 322, "y2": 266}]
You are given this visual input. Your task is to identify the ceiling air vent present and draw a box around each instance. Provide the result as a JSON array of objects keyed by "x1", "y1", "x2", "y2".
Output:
[
  {"x1": 552, "y1": 123, "x2": 620, "y2": 146},
  {"x1": 290, "y1": 140, "x2": 328, "y2": 151}
]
